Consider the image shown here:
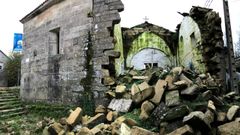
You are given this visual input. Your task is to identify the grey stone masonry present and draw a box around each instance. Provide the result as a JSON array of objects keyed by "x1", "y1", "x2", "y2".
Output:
[
  {"x1": 20, "y1": 0, "x2": 124, "y2": 106},
  {"x1": 91, "y1": 0, "x2": 124, "y2": 106},
  {"x1": 21, "y1": 0, "x2": 93, "y2": 103},
  {"x1": 0, "y1": 50, "x2": 9, "y2": 87}
]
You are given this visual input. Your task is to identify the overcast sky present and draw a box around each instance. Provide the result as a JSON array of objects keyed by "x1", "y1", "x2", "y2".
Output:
[{"x1": 0, "y1": 0, "x2": 239, "y2": 55}]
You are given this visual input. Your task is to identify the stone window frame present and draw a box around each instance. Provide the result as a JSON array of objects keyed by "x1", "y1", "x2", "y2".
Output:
[{"x1": 49, "y1": 27, "x2": 61, "y2": 55}]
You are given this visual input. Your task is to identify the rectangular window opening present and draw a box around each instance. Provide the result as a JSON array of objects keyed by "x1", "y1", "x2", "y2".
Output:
[
  {"x1": 144, "y1": 63, "x2": 158, "y2": 69},
  {"x1": 50, "y1": 27, "x2": 60, "y2": 55}
]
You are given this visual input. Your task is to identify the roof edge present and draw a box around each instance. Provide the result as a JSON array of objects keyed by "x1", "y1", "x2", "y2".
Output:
[
  {"x1": 0, "y1": 50, "x2": 10, "y2": 60},
  {"x1": 20, "y1": 0, "x2": 64, "y2": 24}
]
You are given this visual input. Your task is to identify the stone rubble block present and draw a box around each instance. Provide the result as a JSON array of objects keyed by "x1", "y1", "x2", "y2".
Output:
[
  {"x1": 130, "y1": 126, "x2": 159, "y2": 135},
  {"x1": 165, "y1": 90, "x2": 180, "y2": 107},
  {"x1": 108, "y1": 99, "x2": 132, "y2": 112},
  {"x1": 180, "y1": 84, "x2": 199, "y2": 98},
  {"x1": 137, "y1": 81, "x2": 150, "y2": 91},
  {"x1": 48, "y1": 122, "x2": 65, "y2": 135},
  {"x1": 166, "y1": 125, "x2": 194, "y2": 135},
  {"x1": 218, "y1": 121, "x2": 240, "y2": 135},
  {"x1": 183, "y1": 111, "x2": 211, "y2": 132},
  {"x1": 83, "y1": 113, "x2": 106, "y2": 129},
  {"x1": 139, "y1": 100, "x2": 155, "y2": 120},
  {"x1": 132, "y1": 87, "x2": 154, "y2": 104},
  {"x1": 227, "y1": 105, "x2": 240, "y2": 121},
  {"x1": 150, "y1": 80, "x2": 167, "y2": 105},
  {"x1": 66, "y1": 107, "x2": 83, "y2": 126},
  {"x1": 131, "y1": 83, "x2": 140, "y2": 96}
]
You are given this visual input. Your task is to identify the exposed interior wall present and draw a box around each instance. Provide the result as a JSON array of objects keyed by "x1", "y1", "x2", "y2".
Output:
[
  {"x1": 178, "y1": 16, "x2": 206, "y2": 73},
  {"x1": 114, "y1": 23, "x2": 124, "y2": 75},
  {"x1": 131, "y1": 48, "x2": 171, "y2": 70},
  {"x1": 176, "y1": 7, "x2": 225, "y2": 90},
  {"x1": 126, "y1": 32, "x2": 173, "y2": 69}
]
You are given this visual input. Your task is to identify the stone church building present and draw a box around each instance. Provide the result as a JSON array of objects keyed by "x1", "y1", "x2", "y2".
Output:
[{"x1": 20, "y1": 0, "x2": 225, "y2": 105}]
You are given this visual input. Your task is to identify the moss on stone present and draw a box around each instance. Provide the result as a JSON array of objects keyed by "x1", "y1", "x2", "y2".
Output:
[{"x1": 126, "y1": 32, "x2": 173, "y2": 68}]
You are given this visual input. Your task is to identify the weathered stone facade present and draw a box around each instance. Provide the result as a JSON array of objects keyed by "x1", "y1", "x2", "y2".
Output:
[
  {"x1": 20, "y1": 0, "x2": 123, "y2": 106},
  {"x1": 0, "y1": 50, "x2": 9, "y2": 87}
]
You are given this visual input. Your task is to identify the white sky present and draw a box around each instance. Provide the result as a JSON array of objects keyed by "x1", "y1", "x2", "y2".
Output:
[{"x1": 0, "y1": 0, "x2": 239, "y2": 55}]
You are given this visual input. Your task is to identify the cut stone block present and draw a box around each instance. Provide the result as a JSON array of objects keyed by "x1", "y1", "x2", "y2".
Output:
[
  {"x1": 140, "y1": 100, "x2": 155, "y2": 120},
  {"x1": 106, "y1": 111, "x2": 118, "y2": 122},
  {"x1": 180, "y1": 74, "x2": 193, "y2": 86},
  {"x1": 84, "y1": 113, "x2": 106, "y2": 129},
  {"x1": 132, "y1": 87, "x2": 154, "y2": 104},
  {"x1": 120, "y1": 123, "x2": 131, "y2": 135},
  {"x1": 218, "y1": 121, "x2": 240, "y2": 135},
  {"x1": 138, "y1": 82, "x2": 150, "y2": 91},
  {"x1": 66, "y1": 107, "x2": 82, "y2": 126},
  {"x1": 77, "y1": 127, "x2": 93, "y2": 135},
  {"x1": 131, "y1": 83, "x2": 140, "y2": 96},
  {"x1": 131, "y1": 126, "x2": 158, "y2": 135},
  {"x1": 108, "y1": 99, "x2": 132, "y2": 112},
  {"x1": 227, "y1": 105, "x2": 239, "y2": 121},
  {"x1": 166, "y1": 125, "x2": 194, "y2": 135},
  {"x1": 132, "y1": 76, "x2": 148, "y2": 80},
  {"x1": 150, "y1": 80, "x2": 167, "y2": 105},
  {"x1": 151, "y1": 102, "x2": 168, "y2": 126},
  {"x1": 116, "y1": 85, "x2": 126, "y2": 94},
  {"x1": 164, "y1": 105, "x2": 190, "y2": 122},
  {"x1": 48, "y1": 123, "x2": 64, "y2": 135},
  {"x1": 165, "y1": 91, "x2": 180, "y2": 107},
  {"x1": 183, "y1": 111, "x2": 211, "y2": 132},
  {"x1": 95, "y1": 105, "x2": 106, "y2": 114},
  {"x1": 180, "y1": 84, "x2": 199, "y2": 99}
]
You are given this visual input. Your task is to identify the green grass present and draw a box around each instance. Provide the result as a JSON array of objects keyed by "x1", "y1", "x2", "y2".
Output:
[
  {"x1": 25, "y1": 102, "x2": 76, "y2": 119},
  {"x1": 0, "y1": 102, "x2": 77, "y2": 135}
]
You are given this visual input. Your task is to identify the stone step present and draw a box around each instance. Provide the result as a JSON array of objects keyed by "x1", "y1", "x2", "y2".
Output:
[
  {"x1": 0, "y1": 103, "x2": 23, "y2": 111},
  {"x1": 0, "y1": 93, "x2": 19, "y2": 97},
  {"x1": 0, "y1": 98, "x2": 19, "y2": 102},
  {"x1": 0, "y1": 101, "x2": 21, "y2": 106},
  {"x1": 0, "y1": 95, "x2": 19, "y2": 99},
  {"x1": 0, "y1": 107, "x2": 24, "y2": 115},
  {"x1": 0, "y1": 89, "x2": 19, "y2": 92},
  {"x1": 0, "y1": 111, "x2": 26, "y2": 119}
]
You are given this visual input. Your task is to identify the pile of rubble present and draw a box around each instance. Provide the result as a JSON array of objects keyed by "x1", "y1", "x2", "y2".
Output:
[{"x1": 43, "y1": 67, "x2": 240, "y2": 135}]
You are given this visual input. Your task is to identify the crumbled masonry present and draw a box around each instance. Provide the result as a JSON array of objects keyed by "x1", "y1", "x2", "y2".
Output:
[{"x1": 41, "y1": 66, "x2": 240, "y2": 135}]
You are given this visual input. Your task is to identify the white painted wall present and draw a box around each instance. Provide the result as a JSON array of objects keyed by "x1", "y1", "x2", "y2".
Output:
[{"x1": 131, "y1": 48, "x2": 171, "y2": 70}]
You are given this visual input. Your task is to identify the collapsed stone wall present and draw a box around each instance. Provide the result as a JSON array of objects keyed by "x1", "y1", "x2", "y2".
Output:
[
  {"x1": 20, "y1": 0, "x2": 227, "y2": 112},
  {"x1": 178, "y1": 7, "x2": 225, "y2": 91}
]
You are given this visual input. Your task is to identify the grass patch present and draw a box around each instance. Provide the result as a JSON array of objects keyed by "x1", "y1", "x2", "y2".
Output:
[
  {"x1": 25, "y1": 102, "x2": 76, "y2": 119},
  {"x1": 0, "y1": 102, "x2": 77, "y2": 135}
]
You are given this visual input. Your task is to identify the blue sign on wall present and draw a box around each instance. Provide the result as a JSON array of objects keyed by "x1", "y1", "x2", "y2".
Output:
[{"x1": 13, "y1": 33, "x2": 23, "y2": 52}]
